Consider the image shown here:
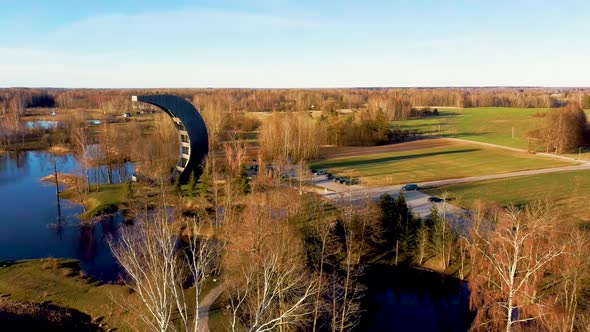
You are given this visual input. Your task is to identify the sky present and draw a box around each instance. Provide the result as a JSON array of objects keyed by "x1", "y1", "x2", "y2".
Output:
[{"x1": 0, "y1": 0, "x2": 589, "y2": 88}]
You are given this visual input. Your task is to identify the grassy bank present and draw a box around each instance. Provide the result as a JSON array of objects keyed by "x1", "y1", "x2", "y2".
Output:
[
  {"x1": 60, "y1": 183, "x2": 126, "y2": 220},
  {"x1": 0, "y1": 259, "x2": 132, "y2": 330},
  {"x1": 0, "y1": 258, "x2": 228, "y2": 331},
  {"x1": 424, "y1": 169, "x2": 590, "y2": 225},
  {"x1": 2, "y1": 140, "x2": 49, "y2": 152},
  {"x1": 312, "y1": 140, "x2": 573, "y2": 186}
]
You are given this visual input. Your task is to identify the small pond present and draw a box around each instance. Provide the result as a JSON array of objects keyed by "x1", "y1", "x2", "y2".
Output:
[{"x1": 0, "y1": 150, "x2": 131, "y2": 282}]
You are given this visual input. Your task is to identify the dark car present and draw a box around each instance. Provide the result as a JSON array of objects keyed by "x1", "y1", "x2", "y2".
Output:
[
  {"x1": 326, "y1": 173, "x2": 334, "y2": 180},
  {"x1": 333, "y1": 177, "x2": 341, "y2": 183},
  {"x1": 339, "y1": 178, "x2": 347, "y2": 184},
  {"x1": 310, "y1": 168, "x2": 318, "y2": 175},
  {"x1": 428, "y1": 196, "x2": 443, "y2": 203},
  {"x1": 401, "y1": 184, "x2": 419, "y2": 191},
  {"x1": 317, "y1": 169, "x2": 326, "y2": 175},
  {"x1": 343, "y1": 179, "x2": 352, "y2": 186}
]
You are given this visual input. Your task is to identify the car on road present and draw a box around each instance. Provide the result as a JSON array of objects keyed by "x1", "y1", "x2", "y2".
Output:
[
  {"x1": 401, "y1": 184, "x2": 419, "y2": 191},
  {"x1": 428, "y1": 196, "x2": 443, "y2": 203},
  {"x1": 317, "y1": 169, "x2": 326, "y2": 175},
  {"x1": 339, "y1": 178, "x2": 347, "y2": 184},
  {"x1": 326, "y1": 173, "x2": 334, "y2": 180},
  {"x1": 333, "y1": 177, "x2": 341, "y2": 183},
  {"x1": 310, "y1": 168, "x2": 318, "y2": 175}
]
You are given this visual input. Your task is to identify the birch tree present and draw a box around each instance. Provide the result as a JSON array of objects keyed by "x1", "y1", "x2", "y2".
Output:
[
  {"x1": 468, "y1": 202, "x2": 566, "y2": 331},
  {"x1": 223, "y1": 201, "x2": 317, "y2": 332},
  {"x1": 109, "y1": 209, "x2": 214, "y2": 332}
]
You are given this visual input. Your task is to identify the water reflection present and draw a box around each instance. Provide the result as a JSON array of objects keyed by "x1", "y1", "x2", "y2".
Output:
[
  {"x1": 0, "y1": 150, "x2": 132, "y2": 282},
  {"x1": 0, "y1": 152, "x2": 29, "y2": 185}
]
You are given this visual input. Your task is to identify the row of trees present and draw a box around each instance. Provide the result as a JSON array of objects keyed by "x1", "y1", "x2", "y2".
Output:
[
  {"x1": 2, "y1": 88, "x2": 588, "y2": 116},
  {"x1": 257, "y1": 106, "x2": 418, "y2": 162}
]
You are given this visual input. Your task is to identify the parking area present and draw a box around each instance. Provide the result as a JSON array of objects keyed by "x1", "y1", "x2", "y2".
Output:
[{"x1": 310, "y1": 174, "x2": 468, "y2": 231}]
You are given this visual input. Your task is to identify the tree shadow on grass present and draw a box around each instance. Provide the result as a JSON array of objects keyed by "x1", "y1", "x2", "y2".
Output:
[
  {"x1": 0, "y1": 298, "x2": 103, "y2": 331},
  {"x1": 320, "y1": 148, "x2": 481, "y2": 168}
]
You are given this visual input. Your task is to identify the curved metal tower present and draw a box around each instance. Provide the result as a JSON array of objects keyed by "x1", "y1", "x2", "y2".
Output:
[{"x1": 131, "y1": 94, "x2": 209, "y2": 184}]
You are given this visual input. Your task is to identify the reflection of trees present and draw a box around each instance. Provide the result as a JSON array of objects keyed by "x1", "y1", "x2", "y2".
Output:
[
  {"x1": 0, "y1": 152, "x2": 29, "y2": 185},
  {"x1": 77, "y1": 216, "x2": 119, "y2": 264},
  {"x1": 78, "y1": 224, "x2": 97, "y2": 263}
]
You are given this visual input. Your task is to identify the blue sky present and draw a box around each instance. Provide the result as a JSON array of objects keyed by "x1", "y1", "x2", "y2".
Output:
[{"x1": 1, "y1": 0, "x2": 589, "y2": 88}]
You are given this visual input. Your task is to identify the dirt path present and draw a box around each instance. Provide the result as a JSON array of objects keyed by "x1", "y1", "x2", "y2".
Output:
[
  {"x1": 442, "y1": 137, "x2": 587, "y2": 164},
  {"x1": 412, "y1": 164, "x2": 590, "y2": 188},
  {"x1": 319, "y1": 136, "x2": 586, "y2": 165},
  {"x1": 197, "y1": 282, "x2": 225, "y2": 332}
]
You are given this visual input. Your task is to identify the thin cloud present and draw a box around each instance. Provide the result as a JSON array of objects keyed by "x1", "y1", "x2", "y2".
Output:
[{"x1": 50, "y1": 9, "x2": 327, "y2": 43}]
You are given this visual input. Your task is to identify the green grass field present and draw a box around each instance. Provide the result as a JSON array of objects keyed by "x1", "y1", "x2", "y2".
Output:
[
  {"x1": 395, "y1": 107, "x2": 590, "y2": 151},
  {"x1": 311, "y1": 141, "x2": 573, "y2": 186},
  {"x1": 424, "y1": 170, "x2": 590, "y2": 225}
]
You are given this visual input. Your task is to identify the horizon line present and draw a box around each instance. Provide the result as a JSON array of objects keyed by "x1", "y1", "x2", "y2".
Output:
[{"x1": 2, "y1": 85, "x2": 590, "y2": 90}]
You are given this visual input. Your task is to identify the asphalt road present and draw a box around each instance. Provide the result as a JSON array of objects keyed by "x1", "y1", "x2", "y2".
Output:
[{"x1": 312, "y1": 175, "x2": 467, "y2": 221}]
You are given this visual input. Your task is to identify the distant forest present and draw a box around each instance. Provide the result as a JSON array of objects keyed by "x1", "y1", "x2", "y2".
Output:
[{"x1": 1, "y1": 87, "x2": 590, "y2": 116}]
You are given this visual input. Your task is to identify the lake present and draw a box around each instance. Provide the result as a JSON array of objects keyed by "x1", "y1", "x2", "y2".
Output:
[
  {"x1": 361, "y1": 265, "x2": 474, "y2": 332},
  {"x1": 0, "y1": 150, "x2": 131, "y2": 282}
]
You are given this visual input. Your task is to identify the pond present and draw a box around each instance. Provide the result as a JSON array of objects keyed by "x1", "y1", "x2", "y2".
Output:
[
  {"x1": 0, "y1": 150, "x2": 132, "y2": 282},
  {"x1": 360, "y1": 265, "x2": 474, "y2": 332},
  {"x1": 23, "y1": 119, "x2": 101, "y2": 129},
  {"x1": 23, "y1": 120, "x2": 58, "y2": 129}
]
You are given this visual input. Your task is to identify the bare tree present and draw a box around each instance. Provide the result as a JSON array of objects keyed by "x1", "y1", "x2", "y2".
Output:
[
  {"x1": 109, "y1": 209, "x2": 178, "y2": 332},
  {"x1": 542, "y1": 228, "x2": 590, "y2": 332},
  {"x1": 223, "y1": 201, "x2": 317, "y2": 332},
  {"x1": 429, "y1": 203, "x2": 455, "y2": 271},
  {"x1": 109, "y1": 208, "x2": 213, "y2": 332},
  {"x1": 69, "y1": 114, "x2": 92, "y2": 192},
  {"x1": 327, "y1": 222, "x2": 366, "y2": 332},
  {"x1": 468, "y1": 201, "x2": 566, "y2": 331},
  {"x1": 416, "y1": 222, "x2": 429, "y2": 265},
  {"x1": 175, "y1": 217, "x2": 215, "y2": 332}
]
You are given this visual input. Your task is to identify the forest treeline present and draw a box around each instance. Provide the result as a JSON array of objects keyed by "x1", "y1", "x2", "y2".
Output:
[{"x1": 2, "y1": 87, "x2": 590, "y2": 116}]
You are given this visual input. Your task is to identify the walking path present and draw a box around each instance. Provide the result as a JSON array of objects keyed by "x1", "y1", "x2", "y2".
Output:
[
  {"x1": 443, "y1": 137, "x2": 588, "y2": 164},
  {"x1": 197, "y1": 282, "x2": 226, "y2": 332}
]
